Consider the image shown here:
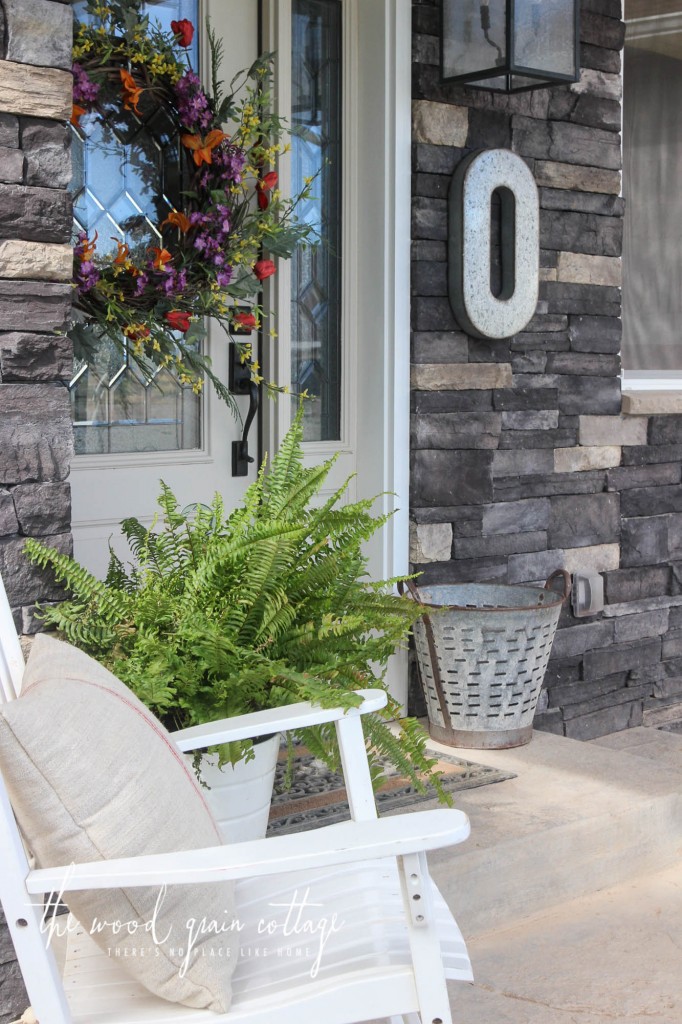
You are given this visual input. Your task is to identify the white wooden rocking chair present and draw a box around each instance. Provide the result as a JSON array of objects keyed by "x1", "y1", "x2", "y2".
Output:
[{"x1": 0, "y1": 571, "x2": 473, "y2": 1024}]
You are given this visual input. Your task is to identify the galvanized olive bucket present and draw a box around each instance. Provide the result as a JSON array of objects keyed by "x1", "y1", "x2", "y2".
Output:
[{"x1": 402, "y1": 571, "x2": 571, "y2": 749}]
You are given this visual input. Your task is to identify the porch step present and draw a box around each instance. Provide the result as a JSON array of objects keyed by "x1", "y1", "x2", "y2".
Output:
[
  {"x1": 422, "y1": 729, "x2": 682, "y2": 939},
  {"x1": 642, "y1": 694, "x2": 682, "y2": 728},
  {"x1": 590, "y1": 723, "x2": 682, "y2": 770}
]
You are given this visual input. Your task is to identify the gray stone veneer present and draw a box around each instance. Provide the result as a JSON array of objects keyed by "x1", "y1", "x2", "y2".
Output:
[
  {"x1": 410, "y1": 0, "x2": 682, "y2": 740},
  {"x1": 0, "y1": 1, "x2": 73, "y2": 1019},
  {"x1": 0, "y1": 0, "x2": 73, "y2": 632}
]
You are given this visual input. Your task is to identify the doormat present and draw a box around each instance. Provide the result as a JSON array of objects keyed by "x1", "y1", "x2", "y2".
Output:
[{"x1": 266, "y1": 747, "x2": 515, "y2": 836}]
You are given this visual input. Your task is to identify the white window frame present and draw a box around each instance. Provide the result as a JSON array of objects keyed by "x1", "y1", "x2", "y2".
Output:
[{"x1": 621, "y1": 7, "x2": 682, "y2": 394}]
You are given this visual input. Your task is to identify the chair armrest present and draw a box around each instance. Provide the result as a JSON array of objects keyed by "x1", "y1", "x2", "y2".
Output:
[
  {"x1": 171, "y1": 688, "x2": 387, "y2": 752},
  {"x1": 26, "y1": 808, "x2": 470, "y2": 894}
]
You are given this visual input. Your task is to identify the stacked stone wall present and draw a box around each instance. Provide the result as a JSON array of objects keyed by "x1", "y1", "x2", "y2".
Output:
[
  {"x1": 0, "y1": 1, "x2": 73, "y2": 1018},
  {"x1": 410, "y1": 0, "x2": 682, "y2": 738},
  {"x1": 0, "y1": 0, "x2": 74, "y2": 642}
]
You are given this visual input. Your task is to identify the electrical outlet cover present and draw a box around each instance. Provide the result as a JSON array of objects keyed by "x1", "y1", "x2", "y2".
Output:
[{"x1": 571, "y1": 570, "x2": 604, "y2": 617}]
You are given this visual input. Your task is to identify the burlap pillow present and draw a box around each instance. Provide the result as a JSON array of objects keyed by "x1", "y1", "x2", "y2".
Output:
[{"x1": 0, "y1": 634, "x2": 239, "y2": 1011}]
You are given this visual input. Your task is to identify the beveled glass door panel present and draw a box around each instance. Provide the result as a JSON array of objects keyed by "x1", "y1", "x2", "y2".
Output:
[
  {"x1": 70, "y1": 338, "x2": 200, "y2": 455},
  {"x1": 70, "y1": 0, "x2": 200, "y2": 456},
  {"x1": 291, "y1": 0, "x2": 343, "y2": 442}
]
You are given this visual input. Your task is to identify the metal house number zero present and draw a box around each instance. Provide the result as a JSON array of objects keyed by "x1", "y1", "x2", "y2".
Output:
[{"x1": 448, "y1": 148, "x2": 540, "y2": 340}]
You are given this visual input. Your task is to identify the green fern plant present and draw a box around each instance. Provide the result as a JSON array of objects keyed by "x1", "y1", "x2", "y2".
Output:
[{"x1": 25, "y1": 409, "x2": 444, "y2": 798}]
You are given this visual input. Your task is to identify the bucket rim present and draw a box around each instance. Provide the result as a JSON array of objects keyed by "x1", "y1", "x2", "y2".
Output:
[{"x1": 412, "y1": 583, "x2": 566, "y2": 615}]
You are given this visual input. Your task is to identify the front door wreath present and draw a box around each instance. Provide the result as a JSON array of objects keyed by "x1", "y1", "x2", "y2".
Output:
[{"x1": 71, "y1": 0, "x2": 314, "y2": 408}]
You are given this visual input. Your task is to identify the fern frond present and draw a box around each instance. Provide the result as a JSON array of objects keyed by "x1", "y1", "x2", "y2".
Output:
[
  {"x1": 266, "y1": 460, "x2": 336, "y2": 520},
  {"x1": 24, "y1": 539, "x2": 132, "y2": 624},
  {"x1": 104, "y1": 547, "x2": 131, "y2": 592}
]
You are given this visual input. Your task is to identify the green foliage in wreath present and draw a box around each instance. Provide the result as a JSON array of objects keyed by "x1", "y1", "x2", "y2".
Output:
[
  {"x1": 71, "y1": 0, "x2": 315, "y2": 407},
  {"x1": 25, "y1": 410, "x2": 446, "y2": 800}
]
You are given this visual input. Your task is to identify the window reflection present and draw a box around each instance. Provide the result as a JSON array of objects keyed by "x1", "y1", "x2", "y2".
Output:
[{"x1": 291, "y1": 0, "x2": 343, "y2": 442}]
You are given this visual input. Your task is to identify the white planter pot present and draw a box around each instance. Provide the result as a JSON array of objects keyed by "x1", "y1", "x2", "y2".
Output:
[{"x1": 189, "y1": 734, "x2": 280, "y2": 843}]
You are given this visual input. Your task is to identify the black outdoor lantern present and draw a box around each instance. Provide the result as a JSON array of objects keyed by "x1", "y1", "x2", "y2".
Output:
[{"x1": 441, "y1": 0, "x2": 580, "y2": 93}]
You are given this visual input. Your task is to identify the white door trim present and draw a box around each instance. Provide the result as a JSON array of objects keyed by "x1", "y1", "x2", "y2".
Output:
[
  {"x1": 382, "y1": 0, "x2": 412, "y2": 582},
  {"x1": 357, "y1": 0, "x2": 411, "y2": 710}
]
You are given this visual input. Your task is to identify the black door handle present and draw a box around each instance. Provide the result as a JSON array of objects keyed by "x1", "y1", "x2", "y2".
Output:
[
  {"x1": 229, "y1": 341, "x2": 259, "y2": 477},
  {"x1": 232, "y1": 379, "x2": 259, "y2": 476}
]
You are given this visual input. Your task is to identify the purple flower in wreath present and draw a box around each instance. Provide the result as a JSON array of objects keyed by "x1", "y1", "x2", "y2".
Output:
[
  {"x1": 74, "y1": 230, "x2": 88, "y2": 259},
  {"x1": 161, "y1": 273, "x2": 177, "y2": 296},
  {"x1": 216, "y1": 268, "x2": 233, "y2": 288},
  {"x1": 134, "y1": 271, "x2": 149, "y2": 296},
  {"x1": 215, "y1": 204, "x2": 231, "y2": 235},
  {"x1": 174, "y1": 71, "x2": 212, "y2": 132},
  {"x1": 72, "y1": 63, "x2": 100, "y2": 105},
  {"x1": 157, "y1": 266, "x2": 190, "y2": 297},
  {"x1": 198, "y1": 143, "x2": 246, "y2": 190},
  {"x1": 74, "y1": 231, "x2": 100, "y2": 293},
  {"x1": 222, "y1": 145, "x2": 247, "y2": 181},
  {"x1": 76, "y1": 260, "x2": 100, "y2": 294}
]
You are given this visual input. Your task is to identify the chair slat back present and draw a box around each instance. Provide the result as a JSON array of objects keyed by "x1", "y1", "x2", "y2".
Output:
[{"x1": 0, "y1": 572, "x2": 24, "y2": 702}]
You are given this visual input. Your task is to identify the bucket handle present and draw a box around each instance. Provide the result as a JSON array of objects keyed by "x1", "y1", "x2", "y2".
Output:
[
  {"x1": 398, "y1": 578, "x2": 457, "y2": 742},
  {"x1": 397, "y1": 578, "x2": 422, "y2": 602},
  {"x1": 543, "y1": 569, "x2": 571, "y2": 604}
]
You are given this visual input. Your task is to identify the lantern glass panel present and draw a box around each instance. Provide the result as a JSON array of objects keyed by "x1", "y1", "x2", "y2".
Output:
[
  {"x1": 513, "y1": 0, "x2": 576, "y2": 77},
  {"x1": 442, "y1": 0, "x2": 507, "y2": 79},
  {"x1": 474, "y1": 73, "x2": 553, "y2": 91}
]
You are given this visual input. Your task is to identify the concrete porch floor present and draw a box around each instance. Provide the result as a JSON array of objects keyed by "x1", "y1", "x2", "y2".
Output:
[
  {"x1": 449, "y1": 863, "x2": 682, "y2": 1024},
  {"x1": 421, "y1": 727, "x2": 682, "y2": 1024}
]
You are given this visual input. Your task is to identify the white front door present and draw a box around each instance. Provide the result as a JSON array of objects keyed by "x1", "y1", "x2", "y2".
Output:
[
  {"x1": 69, "y1": 0, "x2": 411, "y2": 701},
  {"x1": 70, "y1": 0, "x2": 261, "y2": 575}
]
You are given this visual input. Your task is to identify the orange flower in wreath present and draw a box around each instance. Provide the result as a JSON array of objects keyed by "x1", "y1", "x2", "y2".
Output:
[
  {"x1": 120, "y1": 69, "x2": 143, "y2": 114},
  {"x1": 181, "y1": 129, "x2": 228, "y2": 166},
  {"x1": 112, "y1": 239, "x2": 130, "y2": 264},
  {"x1": 78, "y1": 231, "x2": 98, "y2": 262},
  {"x1": 162, "y1": 210, "x2": 192, "y2": 233},
  {"x1": 150, "y1": 247, "x2": 173, "y2": 272},
  {"x1": 71, "y1": 103, "x2": 87, "y2": 127},
  {"x1": 253, "y1": 259, "x2": 276, "y2": 282}
]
